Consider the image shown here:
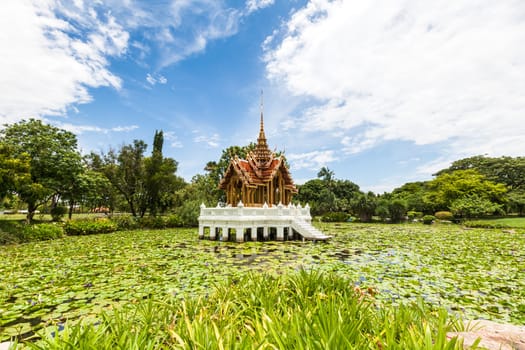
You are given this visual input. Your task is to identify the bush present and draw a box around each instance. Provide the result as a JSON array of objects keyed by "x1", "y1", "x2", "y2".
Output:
[
  {"x1": 64, "y1": 219, "x2": 117, "y2": 236},
  {"x1": 175, "y1": 200, "x2": 201, "y2": 227},
  {"x1": 111, "y1": 215, "x2": 139, "y2": 230},
  {"x1": 321, "y1": 212, "x2": 349, "y2": 222},
  {"x1": 1, "y1": 222, "x2": 64, "y2": 244},
  {"x1": 463, "y1": 220, "x2": 511, "y2": 229},
  {"x1": 22, "y1": 223, "x2": 64, "y2": 241},
  {"x1": 164, "y1": 214, "x2": 183, "y2": 228},
  {"x1": 407, "y1": 211, "x2": 423, "y2": 221},
  {"x1": 388, "y1": 199, "x2": 408, "y2": 223},
  {"x1": 137, "y1": 216, "x2": 166, "y2": 229},
  {"x1": 434, "y1": 211, "x2": 454, "y2": 221},
  {"x1": 422, "y1": 215, "x2": 435, "y2": 225},
  {"x1": 0, "y1": 221, "x2": 24, "y2": 244},
  {"x1": 50, "y1": 206, "x2": 68, "y2": 221}
]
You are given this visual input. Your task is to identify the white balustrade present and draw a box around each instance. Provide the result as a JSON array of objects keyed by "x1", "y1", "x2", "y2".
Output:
[{"x1": 198, "y1": 202, "x2": 314, "y2": 242}]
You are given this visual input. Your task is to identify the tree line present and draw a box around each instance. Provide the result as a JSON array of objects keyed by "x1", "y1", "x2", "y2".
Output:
[
  {"x1": 1, "y1": 119, "x2": 524, "y2": 224},
  {"x1": 298, "y1": 158, "x2": 525, "y2": 222}
]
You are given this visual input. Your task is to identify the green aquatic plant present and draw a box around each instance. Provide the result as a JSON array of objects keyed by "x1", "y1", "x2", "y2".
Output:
[
  {"x1": 27, "y1": 271, "x2": 466, "y2": 349},
  {"x1": 1, "y1": 223, "x2": 524, "y2": 343}
]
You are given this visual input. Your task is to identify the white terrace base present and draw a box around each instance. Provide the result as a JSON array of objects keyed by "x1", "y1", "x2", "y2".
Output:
[{"x1": 198, "y1": 201, "x2": 331, "y2": 242}]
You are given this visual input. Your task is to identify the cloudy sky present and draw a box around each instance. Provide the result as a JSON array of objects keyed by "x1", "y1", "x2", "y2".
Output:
[{"x1": 1, "y1": 0, "x2": 524, "y2": 192}]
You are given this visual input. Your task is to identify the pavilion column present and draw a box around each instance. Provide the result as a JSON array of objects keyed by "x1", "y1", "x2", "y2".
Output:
[
  {"x1": 251, "y1": 226, "x2": 257, "y2": 241},
  {"x1": 198, "y1": 225, "x2": 204, "y2": 239},
  {"x1": 235, "y1": 226, "x2": 244, "y2": 242},
  {"x1": 222, "y1": 227, "x2": 229, "y2": 241},
  {"x1": 210, "y1": 225, "x2": 216, "y2": 240},
  {"x1": 277, "y1": 226, "x2": 284, "y2": 241},
  {"x1": 263, "y1": 226, "x2": 269, "y2": 240}
]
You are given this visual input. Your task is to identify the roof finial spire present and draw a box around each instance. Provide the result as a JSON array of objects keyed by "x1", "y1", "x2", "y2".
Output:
[
  {"x1": 254, "y1": 89, "x2": 272, "y2": 165},
  {"x1": 260, "y1": 89, "x2": 263, "y2": 114},
  {"x1": 260, "y1": 89, "x2": 264, "y2": 133}
]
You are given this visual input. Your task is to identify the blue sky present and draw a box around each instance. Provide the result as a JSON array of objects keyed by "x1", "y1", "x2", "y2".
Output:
[{"x1": 1, "y1": 0, "x2": 524, "y2": 193}]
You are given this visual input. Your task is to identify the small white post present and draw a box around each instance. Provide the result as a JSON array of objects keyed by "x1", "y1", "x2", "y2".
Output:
[
  {"x1": 236, "y1": 227, "x2": 244, "y2": 242},
  {"x1": 277, "y1": 226, "x2": 284, "y2": 241}
]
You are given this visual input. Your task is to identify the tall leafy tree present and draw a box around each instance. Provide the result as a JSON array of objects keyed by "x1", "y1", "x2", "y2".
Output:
[
  {"x1": 424, "y1": 169, "x2": 507, "y2": 212},
  {"x1": 435, "y1": 155, "x2": 525, "y2": 191},
  {"x1": 450, "y1": 194, "x2": 503, "y2": 219},
  {"x1": 387, "y1": 198, "x2": 408, "y2": 223},
  {"x1": 144, "y1": 130, "x2": 181, "y2": 216},
  {"x1": 0, "y1": 143, "x2": 30, "y2": 199},
  {"x1": 102, "y1": 140, "x2": 147, "y2": 217},
  {"x1": 83, "y1": 152, "x2": 120, "y2": 212},
  {"x1": 350, "y1": 191, "x2": 377, "y2": 222},
  {"x1": 391, "y1": 181, "x2": 431, "y2": 213},
  {"x1": 505, "y1": 190, "x2": 525, "y2": 216},
  {"x1": 0, "y1": 119, "x2": 82, "y2": 221},
  {"x1": 317, "y1": 167, "x2": 335, "y2": 186}
]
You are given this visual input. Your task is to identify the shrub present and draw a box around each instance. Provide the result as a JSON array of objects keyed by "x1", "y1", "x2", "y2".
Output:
[
  {"x1": 164, "y1": 214, "x2": 183, "y2": 228},
  {"x1": 434, "y1": 211, "x2": 454, "y2": 221},
  {"x1": 422, "y1": 215, "x2": 435, "y2": 225},
  {"x1": 50, "y1": 206, "x2": 68, "y2": 222},
  {"x1": 111, "y1": 215, "x2": 139, "y2": 230},
  {"x1": 22, "y1": 223, "x2": 64, "y2": 241},
  {"x1": 463, "y1": 220, "x2": 511, "y2": 229},
  {"x1": 137, "y1": 216, "x2": 166, "y2": 229},
  {"x1": 321, "y1": 212, "x2": 349, "y2": 222},
  {"x1": 450, "y1": 194, "x2": 503, "y2": 219},
  {"x1": 0, "y1": 221, "x2": 24, "y2": 244},
  {"x1": 176, "y1": 200, "x2": 201, "y2": 227},
  {"x1": 388, "y1": 198, "x2": 408, "y2": 223},
  {"x1": 407, "y1": 211, "x2": 423, "y2": 221},
  {"x1": 64, "y1": 219, "x2": 118, "y2": 236}
]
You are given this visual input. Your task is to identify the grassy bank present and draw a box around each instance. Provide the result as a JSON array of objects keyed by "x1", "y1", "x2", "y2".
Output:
[{"x1": 26, "y1": 271, "x2": 466, "y2": 349}]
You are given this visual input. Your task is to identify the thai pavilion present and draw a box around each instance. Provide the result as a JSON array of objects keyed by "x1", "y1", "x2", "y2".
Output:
[
  {"x1": 219, "y1": 113, "x2": 296, "y2": 208},
  {"x1": 198, "y1": 108, "x2": 330, "y2": 242}
]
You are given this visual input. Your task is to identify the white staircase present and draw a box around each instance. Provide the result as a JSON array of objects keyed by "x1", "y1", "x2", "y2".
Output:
[{"x1": 291, "y1": 219, "x2": 331, "y2": 241}]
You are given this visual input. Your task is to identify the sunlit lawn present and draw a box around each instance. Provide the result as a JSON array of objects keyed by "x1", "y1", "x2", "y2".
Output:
[
  {"x1": 1, "y1": 223, "x2": 524, "y2": 342},
  {"x1": 472, "y1": 217, "x2": 525, "y2": 228}
]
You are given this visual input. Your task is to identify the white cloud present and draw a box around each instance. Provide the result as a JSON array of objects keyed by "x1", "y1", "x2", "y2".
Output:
[
  {"x1": 287, "y1": 150, "x2": 338, "y2": 171},
  {"x1": 164, "y1": 131, "x2": 183, "y2": 148},
  {"x1": 264, "y1": 0, "x2": 525, "y2": 161},
  {"x1": 245, "y1": 0, "x2": 275, "y2": 14},
  {"x1": 54, "y1": 121, "x2": 138, "y2": 134},
  {"x1": 0, "y1": 0, "x2": 250, "y2": 123},
  {"x1": 0, "y1": 0, "x2": 127, "y2": 120},
  {"x1": 146, "y1": 73, "x2": 168, "y2": 86},
  {"x1": 194, "y1": 133, "x2": 220, "y2": 148},
  {"x1": 134, "y1": 0, "x2": 242, "y2": 68}
]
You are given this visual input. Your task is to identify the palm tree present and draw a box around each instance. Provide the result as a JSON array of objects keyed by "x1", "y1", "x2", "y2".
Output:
[{"x1": 317, "y1": 167, "x2": 335, "y2": 185}]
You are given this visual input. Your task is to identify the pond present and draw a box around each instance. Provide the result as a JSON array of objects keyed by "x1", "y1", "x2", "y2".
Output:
[{"x1": 0, "y1": 223, "x2": 524, "y2": 342}]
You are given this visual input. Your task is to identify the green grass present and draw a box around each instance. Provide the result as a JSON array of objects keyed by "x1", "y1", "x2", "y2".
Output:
[
  {"x1": 462, "y1": 217, "x2": 525, "y2": 229},
  {"x1": 26, "y1": 271, "x2": 468, "y2": 349},
  {"x1": 484, "y1": 217, "x2": 525, "y2": 229},
  {"x1": 0, "y1": 223, "x2": 524, "y2": 344}
]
